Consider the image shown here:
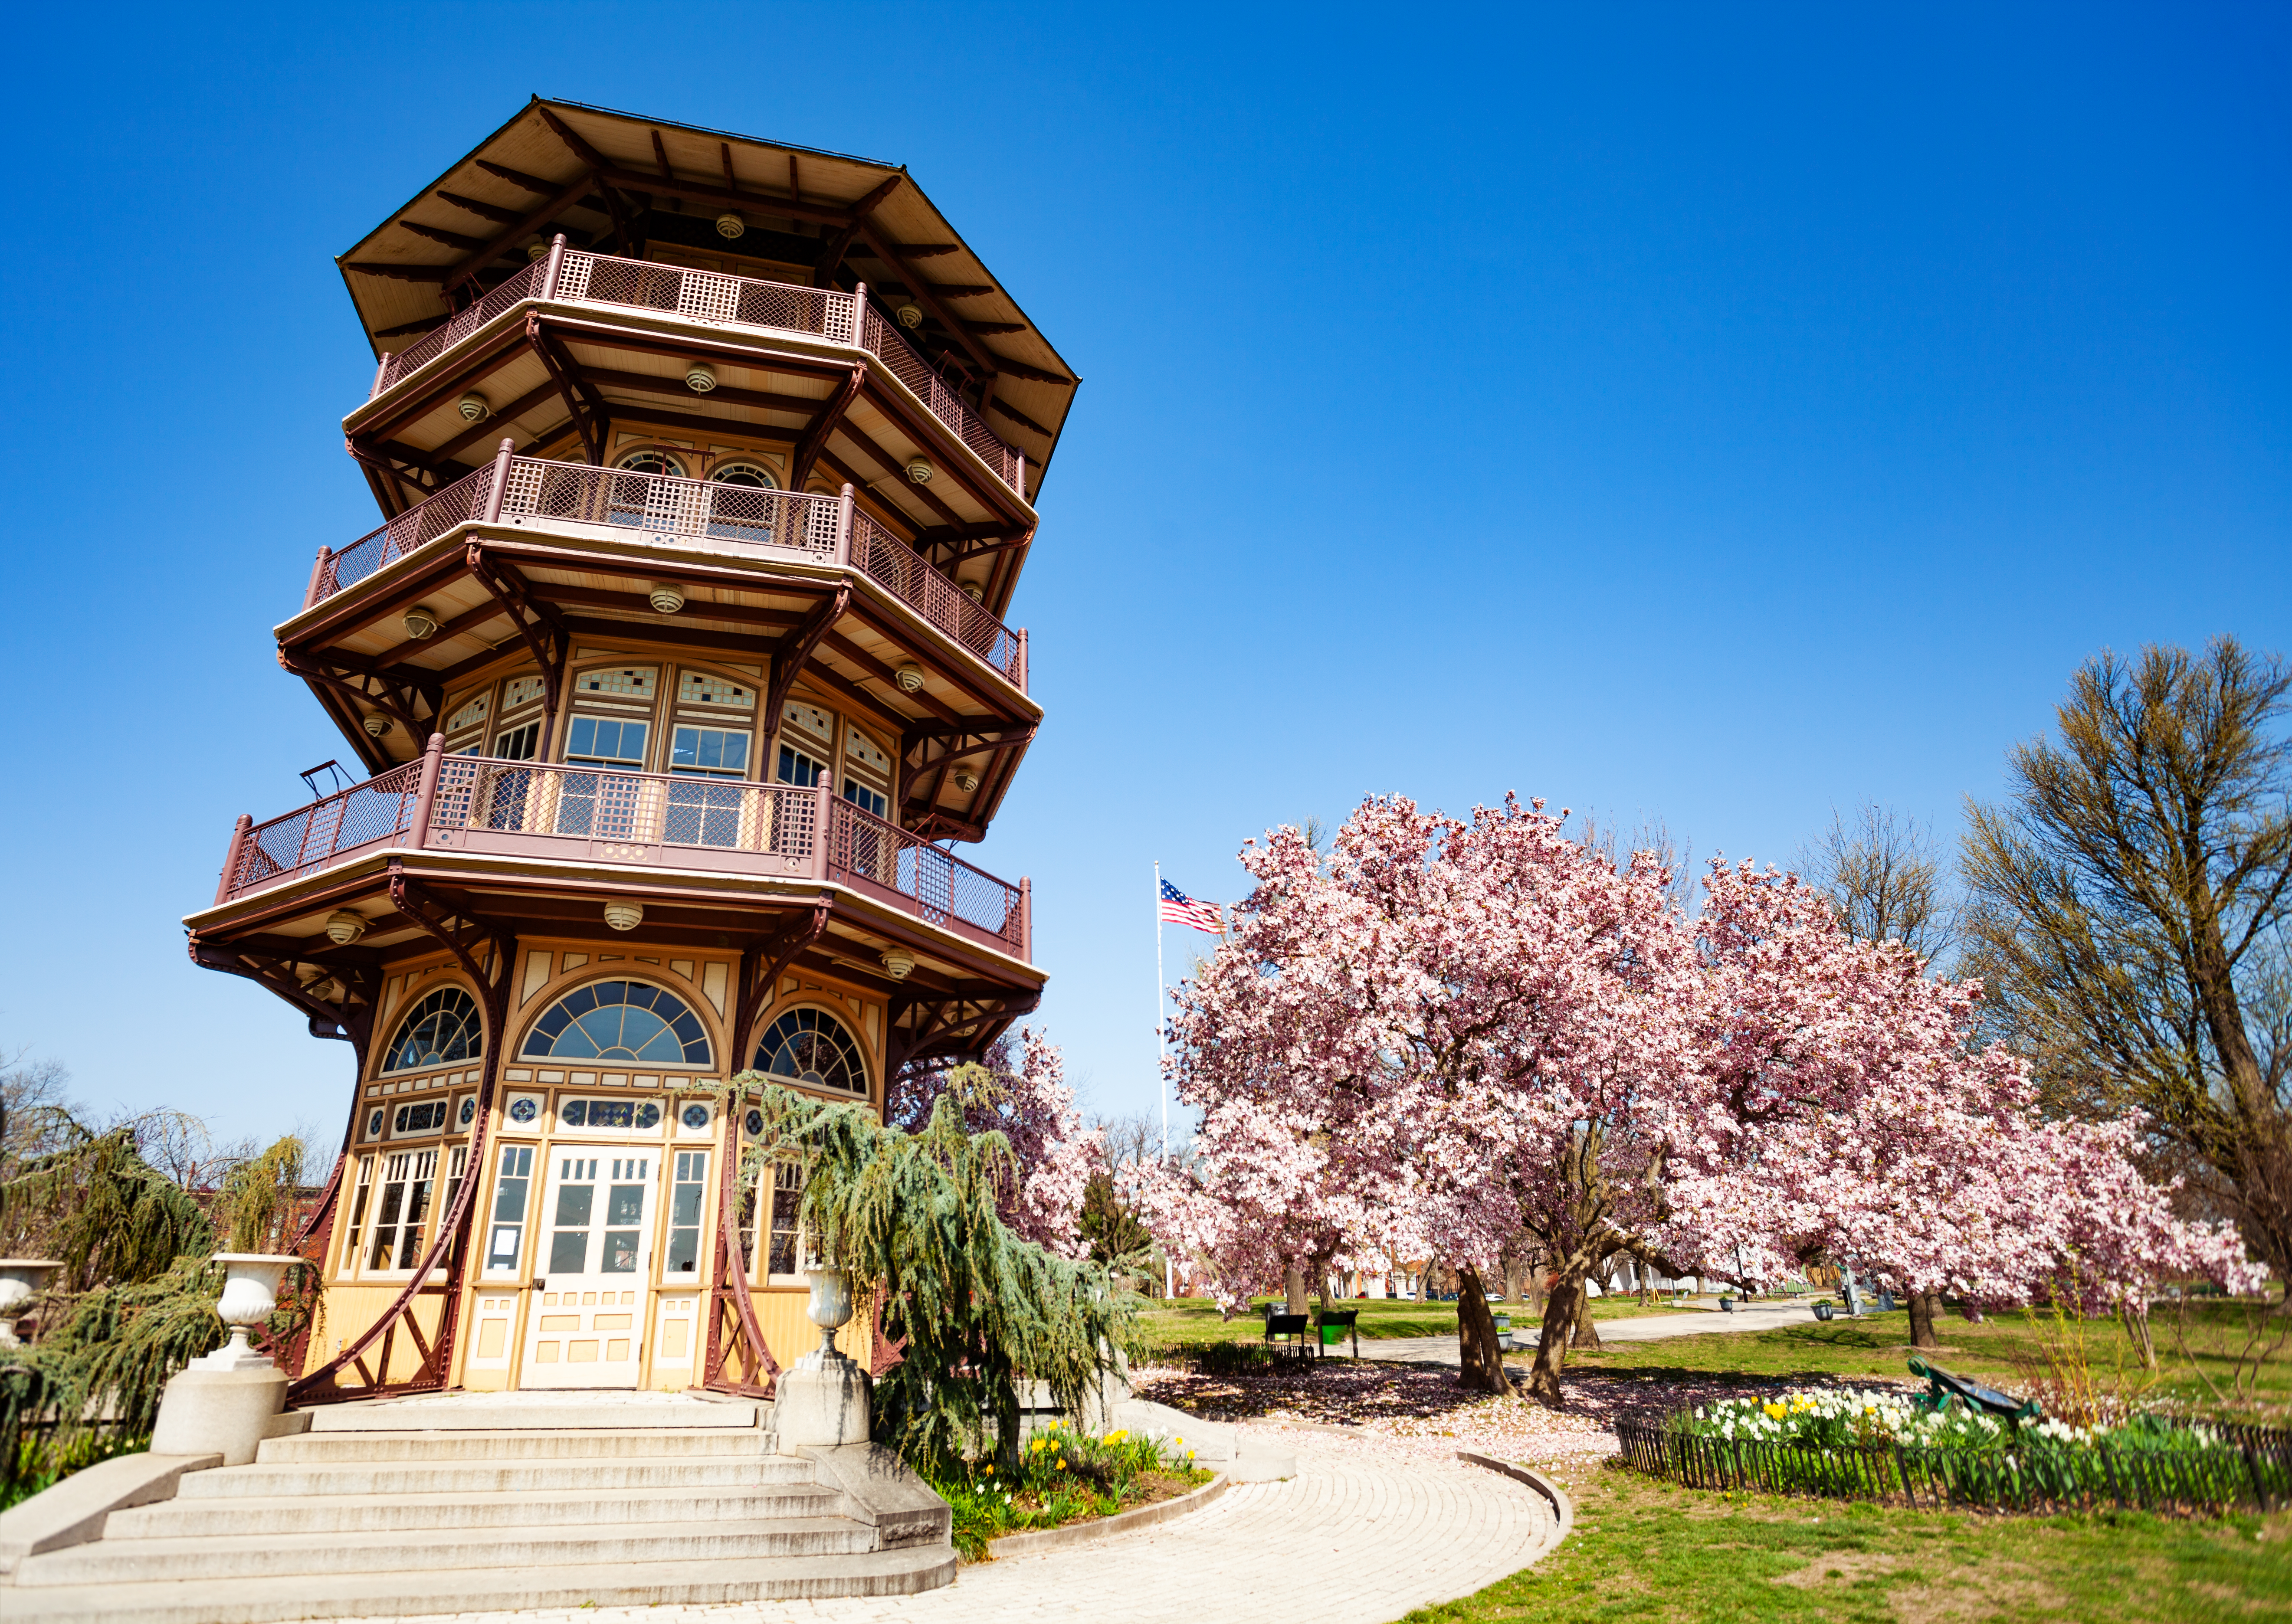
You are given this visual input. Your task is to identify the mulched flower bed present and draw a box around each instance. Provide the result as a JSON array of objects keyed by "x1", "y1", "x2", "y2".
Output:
[
  {"x1": 1131, "y1": 1358, "x2": 1918, "y2": 1467},
  {"x1": 929, "y1": 1420, "x2": 1215, "y2": 1560}
]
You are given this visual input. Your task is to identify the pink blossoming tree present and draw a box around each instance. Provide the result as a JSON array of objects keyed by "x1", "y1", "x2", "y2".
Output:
[{"x1": 892, "y1": 1028, "x2": 1099, "y2": 1259}]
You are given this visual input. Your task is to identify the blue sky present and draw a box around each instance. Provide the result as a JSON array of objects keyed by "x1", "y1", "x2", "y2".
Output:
[{"x1": 1, "y1": 4, "x2": 2285, "y2": 1145}]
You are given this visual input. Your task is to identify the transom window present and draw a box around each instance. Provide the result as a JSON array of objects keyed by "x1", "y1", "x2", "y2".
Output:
[
  {"x1": 381, "y1": 987, "x2": 481, "y2": 1074},
  {"x1": 679, "y1": 671, "x2": 754, "y2": 708},
  {"x1": 616, "y1": 449, "x2": 686, "y2": 478},
  {"x1": 710, "y1": 460, "x2": 778, "y2": 488},
  {"x1": 751, "y1": 1007, "x2": 867, "y2": 1097},
  {"x1": 523, "y1": 980, "x2": 714, "y2": 1067},
  {"x1": 576, "y1": 668, "x2": 656, "y2": 699}
]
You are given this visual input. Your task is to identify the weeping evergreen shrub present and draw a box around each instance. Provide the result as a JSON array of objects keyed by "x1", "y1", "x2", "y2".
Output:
[
  {"x1": 733, "y1": 1075, "x2": 1141, "y2": 1477},
  {"x1": 1, "y1": 1116, "x2": 313, "y2": 1496}
]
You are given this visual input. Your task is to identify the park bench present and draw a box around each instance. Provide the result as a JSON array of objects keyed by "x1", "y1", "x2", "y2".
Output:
[
  {"x1": 1314, "y1": 1307, "x2": 1361, "y2": 1359},
  {"x1": 1907, "y1": 1356, "x2": 2043, "y2": 1424}
]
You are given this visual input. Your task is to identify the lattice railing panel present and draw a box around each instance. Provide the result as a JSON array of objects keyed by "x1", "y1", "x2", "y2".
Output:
[
  {"x1": 825, "y1": 799, "x2": 1025, "y2": 953},
  {"x1": 855, "y1": 307, "x2": 1024, "y2": 494},
  {"x1": 495, "y1": 458, "x2": 840, "y2": 556},
  {"x1": 427, "y1": 761, "x2": 822, "y2": 866},
  {"x1": 373, "y1": 260, "x2": 543, "y2": 395},
  {"x1": 848, "y1": 514, "x2": 1025, "y2": 687},
  {"x1": 311, "y1": 465, "x2": 495, "y2": 605},
  {"x1": 226, "y1": 762, "x2": 423, "y2": 900}
]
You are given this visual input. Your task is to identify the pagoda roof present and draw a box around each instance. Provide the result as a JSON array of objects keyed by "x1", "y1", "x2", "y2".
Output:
[{"x1": 336, "y1": 98, "x2": 1081, "y2": 483}]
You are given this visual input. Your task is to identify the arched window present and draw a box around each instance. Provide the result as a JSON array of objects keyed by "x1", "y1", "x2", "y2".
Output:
[
  {"x1": 381, "y1": 987, "x2": 482, "y2": 1074},
  {"x1": 616, "y1": 447, "x2": 686, "y2": 478},
  {"x1": 751, "y1": 1007, "x2": 868, "y2": 1097},
  {"x1": 709, "y1": 460, "x2": 778, "y2": 488},
  {"x1": 521, "y1": 979, "x2": 713, "y2": 1067}
]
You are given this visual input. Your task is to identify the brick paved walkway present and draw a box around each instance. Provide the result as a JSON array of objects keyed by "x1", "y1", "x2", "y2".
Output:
[{"x1": 336, "y1": 1429, "x2": 1561, "y2": 1624}]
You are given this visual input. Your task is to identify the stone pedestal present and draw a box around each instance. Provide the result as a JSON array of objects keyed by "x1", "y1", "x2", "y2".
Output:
[
  {"x1": 147, "y1": 1366, "x2": 289, "y2": 1466},
  {"x1": 774, "y1": 1352, "x2": 871, "y2": 1451}
]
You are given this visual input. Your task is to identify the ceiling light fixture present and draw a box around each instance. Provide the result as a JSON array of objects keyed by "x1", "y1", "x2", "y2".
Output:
[
  {"x1": 402, "y1": 605, "x2": 439, "y2": 640},
  {"x1": 905, "y1": 456, "x2": 933, "y2": 484},
  {"x1": 685, "y1": 361, "x2": 717, "y2": 393},
  {"x1": 715, "y1": 211, "x2": 746, "y2": 239},
  {"x1": 603, "y1": 900, "x2": 644, "y2": 932},
  {"x1": 457, "y1": 391, "x2": 490, "y2": 422},
  {"x1": 362, "y1": 714, "x2": 393, "y2": 738},
  {"x1": 649, "y1": 582, "x2": 685, "y2": 614},
  {"x1": 325, "y1": 910, "x2": 369, "y2": 946},
  {"x1": 895, "y1": 304, "x2": 924, "y2": 330},
  {"x1": 953, "y1": 768, "x2": 980, "y2": 793},
  {"x1": 895, "y1": 664, "x2": 925, "y2": 694},
  {"x1": 880, "y1": 948, "x2": 915, "y2": 981}
]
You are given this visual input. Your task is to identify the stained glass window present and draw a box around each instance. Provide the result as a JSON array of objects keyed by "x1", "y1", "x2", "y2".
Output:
[
  {"x1": 380, "y1": 987, "x2": 482, "y2": 1074},
  {"x1": 751, "y1": 1007, "x2": 867, "y2": 1097},
  {"x1": 521, "y1": 980, "x2": 713, "y2": 1067}
]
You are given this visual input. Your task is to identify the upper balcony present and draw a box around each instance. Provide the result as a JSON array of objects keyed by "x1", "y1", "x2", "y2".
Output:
[
  {"x1": 302, "y1": 451, "x2": 1027, "y2": 694},
  {"x1": 208, "y1": 747, "x2": 1033, "y2": 963},
  {"x1": 364, "y1": 249, "x2": 1026, "y2": 500}
]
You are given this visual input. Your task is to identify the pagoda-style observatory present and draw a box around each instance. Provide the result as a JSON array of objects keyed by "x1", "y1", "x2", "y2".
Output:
[{"x1": 184, "y1": 100, "x2": 1074, "y2": 1401}]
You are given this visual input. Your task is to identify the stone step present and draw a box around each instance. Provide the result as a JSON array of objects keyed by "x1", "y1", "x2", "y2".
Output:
[
  {"x1": 303, "y1": 1398, "x2": 763, "y2": 1433},
  {"x1": 174, "y1": 1454, "x2": 812, "y2": 1499},
  {"x1": 1, "y1": 1544, "x2": 957, "y2": 1624},
  {"x1": 16, "y1": 1515, "x2": 877, "y2": 1585},
  {"x1": 108, "y1": 1481, "x2": 844, "y2": 1539},
  {"x1": 257, "y1": 1426, "x2": 768, "y2": 1464}
]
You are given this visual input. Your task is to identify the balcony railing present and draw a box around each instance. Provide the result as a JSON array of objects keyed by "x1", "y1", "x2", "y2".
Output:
[
  {"x1": 306, "y1": 454, "x2": 1027, "y2": 691},
  {"x1": 369, "y1": 246, "x2": 1025, "y2": 496},
  {"x1": 213, "y1": 747, "x2": 1032, "y2": 962}
]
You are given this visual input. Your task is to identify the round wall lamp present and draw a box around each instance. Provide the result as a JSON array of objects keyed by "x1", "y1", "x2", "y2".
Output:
[
  {"x1": 325, "y1": 910, "x2": 369, "y2": 946},
  {"x1": 603, "y1": 900, "x2": 645, "y2": 932},
  {"x1": 648, "y1": 582, "x2": 686, "y2": 614},
  {"x1": 402, "y1": 604, "x2": 439, "y2": 640},
  {"x1": 715, "y1": 211, "x2": 746, "y2": 239},
  {"x1": 361, "y1": 714, "x2": 393, "y2": 738},
  {"x1": 685, "y1": 361, "x2": 718, "y2": 393},
  {"x1": 895, "y1": 663, "x2": 926, "y2": 694},
  {"x1": 895, "y1": 303, "x2": 925, "y2": 330},
  {"x1": 456, "y1": 391, "x2": 491, "y2": 422},
  {"x1": 880, "y1": 948, "x2": 916, "y2": 981},
  {"x1": 905, "y1": 456, "x2": 934, "y2": 485}
]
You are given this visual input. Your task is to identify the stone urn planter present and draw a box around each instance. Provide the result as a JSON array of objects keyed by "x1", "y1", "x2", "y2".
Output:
[
  {"x1": 203, "y1": 1253, "x2": 303, "y2": 1369},
  {"x1": 0, "y1": 1257, "x2": 65, "y2": 1347},
  {"x1": 776, "y1": 1264, "x2": 870, "y2": 1453}
]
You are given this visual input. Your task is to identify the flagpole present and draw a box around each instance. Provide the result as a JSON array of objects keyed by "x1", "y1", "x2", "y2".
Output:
[{"x1": 1155, "y1": 860, "x2": 1172, "y2": 1301}]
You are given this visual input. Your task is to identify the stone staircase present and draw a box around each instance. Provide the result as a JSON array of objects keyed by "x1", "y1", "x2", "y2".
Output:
[{"x1": 4, "y1": 1394, "x2": 954, "y2": 1622}]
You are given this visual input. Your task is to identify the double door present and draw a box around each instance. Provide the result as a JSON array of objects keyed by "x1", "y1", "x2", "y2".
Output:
[{"x1": 521, "y1": 1149, "x2": 659, "y2": 1388}]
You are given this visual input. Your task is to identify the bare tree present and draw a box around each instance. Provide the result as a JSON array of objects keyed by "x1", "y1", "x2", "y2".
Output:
[
  {"x1": 1962, "y1": 638, "x2": 2292, "y2": 1302},
  {"x1": 2, "y1": 1047, "x2": 77, "y2": 1165},
  {"x1": 1797, "y1": 801, "x2": 1960, "y2": 963},
  {"x1": 1574, "y1": 810, "x2": 1695, "y2": 913}
]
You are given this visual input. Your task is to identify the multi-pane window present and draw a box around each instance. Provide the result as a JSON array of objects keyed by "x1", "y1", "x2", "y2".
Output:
[
  {"x1": 547, "y1": 1156, "x2": 599, "y2": 1275},
  {"x1": 671, "y1": 727, "x2": 749, "y2": 777},
  {"x1": 367, "y1": 1149, "x2": 439, "y2": 1272},
  {"x1": 485, "y1": 1145, "x2": 534, "y2": 1272},
  {"x1": 777, "y1": 744, "x2": 827, "y2": 788},
  {"x1": 602, "y1": 1157, "x2": 649, "y2": 1274},
  {"x1": 341, "y1": 1156, "x2": 375, "y2": 1275},
  {"x1": 493, "y1": 721, "x2": 540, "y2": 761},
  {"x1": 667, "y1": 1151, "x2": 708, "y2": 1275},
  {"x1": 842, "y1": 778, "x2": 888, "y2": 818},
  {"x1": 564, "y1": 717, "x2": 648, "y2": 766},
  {"x1": 766, "y1": 1160, "x2": 804, "y2": 1282}
]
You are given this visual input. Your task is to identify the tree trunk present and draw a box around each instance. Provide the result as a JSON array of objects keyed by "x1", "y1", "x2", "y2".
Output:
[
  {"x1": 1503, "y1": 1257, "x2": 1528, "y2": 1302},
  {"x1": 1571, "y1": 1297, "x2": 1604, "y2": 1349},
  {"x1": 1285, "y1": 1262, "x2": 1307, "y2": 1317},
  {"x1": 2123, "y1": 1297, "x2": 2158, "y2": 1370},
  {"x1": 1525, "y1": 1268, "x2": 1588, "y2": 1404},
  {"x1": 1908, "y1": 1291, "x2": 1941, "y2": 1350},
  {"x1": 1456, "y1": 1266, "x2": 1514, "y2": 1395}
]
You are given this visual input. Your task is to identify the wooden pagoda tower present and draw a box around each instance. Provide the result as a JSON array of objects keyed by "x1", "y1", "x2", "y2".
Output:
[{"x1": 182, "y1": 99, "x2": 1074, "y2": 1402}]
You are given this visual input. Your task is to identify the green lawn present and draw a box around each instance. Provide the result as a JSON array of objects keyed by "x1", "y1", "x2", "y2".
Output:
[
  {"x1": 1137, "y1": 1293, "x2": 1731, "y2": 1354},
  {"x1": 1400, "y1": 1467, "x2": 2292, "y2": 1623},
  {"x1": 1557, "y1": 1300, "x2": 2292, "y2": 1417}
]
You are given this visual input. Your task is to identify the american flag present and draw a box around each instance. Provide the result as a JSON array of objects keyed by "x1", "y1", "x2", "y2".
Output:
[{"x1": 1158, "y1": 878, "x2": 1224, "y2": 934}]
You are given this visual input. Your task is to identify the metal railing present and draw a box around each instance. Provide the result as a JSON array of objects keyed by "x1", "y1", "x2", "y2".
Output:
[
  {"x1": 216, "y1": 761, "x2": 425, "y2": 902},
  {"x1": 825, "y1": 795, "x2": 1027, "y2": 957},
  {"x1": 369, "y1": 246, "x2": 1024, "y2": 496},
  {"x1": 212, "y1": 743, "x2": 1032, "y2": 963},
  {"x1": 1615, "y1": 1416, "x2": 2292, "y2": 1514},
  {"x1": 304, "y1": 455, "x2": 1026, "y2": 690}
]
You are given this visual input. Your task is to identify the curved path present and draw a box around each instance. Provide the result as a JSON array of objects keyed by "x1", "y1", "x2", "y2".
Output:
[{"x1": 342, "y1": 1431, "x2": 1561, "y2": 1624}]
